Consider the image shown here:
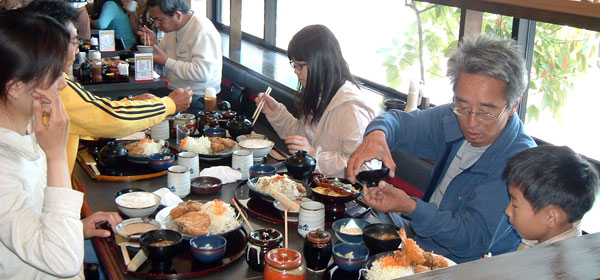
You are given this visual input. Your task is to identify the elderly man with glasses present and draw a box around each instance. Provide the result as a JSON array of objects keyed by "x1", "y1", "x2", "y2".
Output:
[
  {"x1": 346, "y1": 35, "x2": 536, "y2": 263},
  {"x1": 138, "y1": 0, "x2": 222, "y2": 112}
]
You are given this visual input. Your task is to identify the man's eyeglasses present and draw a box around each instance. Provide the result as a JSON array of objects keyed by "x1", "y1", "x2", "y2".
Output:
[
  {"x1": 289, "y1": 60, "x2": 307, "y2": 71},
  {"x1": 450, "y1": 103, "x2": 508, "y2": 121}
]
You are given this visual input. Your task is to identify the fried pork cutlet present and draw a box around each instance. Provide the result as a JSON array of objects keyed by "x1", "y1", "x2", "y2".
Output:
[
  {"x1": 175, "y1": 212, "x2": 211, "y2": 236},
  {"x1": 169, "y1": 200, "x2": 204, "y2": 218}
]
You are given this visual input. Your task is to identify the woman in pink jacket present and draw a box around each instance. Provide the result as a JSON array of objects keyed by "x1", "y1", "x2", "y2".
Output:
[{"x1": 256, "y1": 25, "x2": 380, "y2": 178}]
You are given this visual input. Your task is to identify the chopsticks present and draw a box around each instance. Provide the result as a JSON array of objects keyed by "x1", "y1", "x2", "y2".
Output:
[
  {"x1": 231, "y1": 198, "x2": 254, "y2": 232},
  {"x1": 284, "y1": 210, "x2": 288, "y2": 248},
  {"x1": 252, "y1": 87, "x2": 272, "y2": 126}
]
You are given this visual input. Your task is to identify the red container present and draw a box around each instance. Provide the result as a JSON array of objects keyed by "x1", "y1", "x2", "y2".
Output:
[{"x1": 264, "y1": 248, "x2": 305, "y2": 280}]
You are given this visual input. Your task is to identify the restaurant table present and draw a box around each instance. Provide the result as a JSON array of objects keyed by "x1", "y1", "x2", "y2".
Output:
[
  {"x1": 74, "y1": 124, "x2": 600, "y2": 280},
  {"x1": 79, "y1": 75, "x2": 167, "y2": 99}
]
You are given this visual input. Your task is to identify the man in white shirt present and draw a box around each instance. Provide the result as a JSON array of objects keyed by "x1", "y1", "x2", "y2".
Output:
[{"x1": 139, "y1": 0, "x2": 222, "y2": 112}]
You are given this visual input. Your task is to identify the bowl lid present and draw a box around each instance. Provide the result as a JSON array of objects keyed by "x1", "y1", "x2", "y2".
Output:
[
  {"x1": 306, "y1": 229, "x2": 331, "y2": 244},
  {"x1": 286, "y1": 150, "x2": 316, "y2": 168},
  {"x1": 265, "y1": 248, "x2": 302, "y2": 269},
  {"x1": 249, "y1": 228, "x2": 283, "y2": 246}
]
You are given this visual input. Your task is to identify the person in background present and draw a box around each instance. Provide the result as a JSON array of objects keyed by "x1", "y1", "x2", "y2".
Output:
[
  {"x1": 255, "y1": 25, "x2": 381, "y2": 178},
  {"x1": 137, "y1": 0, "x2": 222, "y2": 112},
  {"x1": 346, "y1": 35, "x2": 536, "y2": 263},
  {"x1": 90, "y1": 0, "x2": 136, "y2": 49},
  {"x1": 67, "y1": 0, "x2": 91, "y2": 40},
  {"x1": 26, "y1": 0, "x2": 192, "y2": 174},
  {"x1": 123, "y1": 0, "x2": 153, "y2": 44},
  {"x1": 0, "y1": 10, "x2": 83, "y2": 279},
  {"x1": 503, "y1": 145, "x2": 598, "y2": 250}
]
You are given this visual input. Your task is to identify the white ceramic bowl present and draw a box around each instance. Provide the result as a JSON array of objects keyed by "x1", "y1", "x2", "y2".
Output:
[
  {"x1": 238, "y1": 139, "x2": 274, "y2": 160},
  {"x1": 115, "y1": 191, "x2": 160, "y2": 218},
  {"x1": 137, "y1": 45, "x2": 154, "y2": 53},
  {"x1": 115, "y1": 217, "x2": 161, "y2": 240},
  {"x1": 236, "y1": 133, "x2": 268, "y2": 143}
]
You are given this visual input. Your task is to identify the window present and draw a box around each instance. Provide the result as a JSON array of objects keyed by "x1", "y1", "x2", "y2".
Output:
[
  {"x1": 219, "y1": 0, "x2": 264, "y2": 39},
  {"x1": 525, "y1": 24, "x2": 599, "y2": 160},
  {"x1": 276, "y1": 1, "x2": 460, "y2": 106}
]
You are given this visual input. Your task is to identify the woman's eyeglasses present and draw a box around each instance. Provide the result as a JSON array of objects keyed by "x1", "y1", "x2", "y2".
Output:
[{"x1": 289, "y1": 60, "x2": 307, "y2": 71}]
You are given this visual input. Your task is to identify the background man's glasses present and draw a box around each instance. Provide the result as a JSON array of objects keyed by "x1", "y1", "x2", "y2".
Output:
[{"x1": 450, "y1": 103, "x2": 508, "y2": 121}]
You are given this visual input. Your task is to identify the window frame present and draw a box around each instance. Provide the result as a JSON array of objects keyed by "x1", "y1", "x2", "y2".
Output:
[{"x1": 209, "y1": 0, "x2": 600, "y2": 170}]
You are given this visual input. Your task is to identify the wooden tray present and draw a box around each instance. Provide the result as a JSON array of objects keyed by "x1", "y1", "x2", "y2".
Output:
[
  {"x1": 76, "y1": 140, "x2": 175, "y2": 181},
  {"x1": 108, "y1": 228, "x2": 248, "y2": 278},
  {"x1": 233, "y1": 181, "x2": 369, "y2": 226}
]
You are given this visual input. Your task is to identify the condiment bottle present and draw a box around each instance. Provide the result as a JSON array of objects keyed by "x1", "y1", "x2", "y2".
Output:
[
  {"x1": 118, "y1": 62, "x2": 129, "y2": 79},
  {"x1": 303, "y1": 229, "x2": 332, "y2": 273},
  {"x1": 204, "y1": 87, "x2": 217, "y2": 112},
  {"x1": 91, "y1": 59, "x2": 103, "y2": 83},
  {"x1": 405, "y1": 79, "x2": 418, "y2": 112},
  {"x1": 246, "y1": 228, "x2": 283, "y2": 271},
  {"x1": 264, "y1": 248, "x2": 305, "y2": 280},
  {"x1": 90, "y1": 37, "x2": 99, "y2": 51}
]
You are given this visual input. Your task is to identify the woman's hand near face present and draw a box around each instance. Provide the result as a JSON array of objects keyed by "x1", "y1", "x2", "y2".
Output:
[
  {"x1": 32, "y1": 87, "x2": 71, "y2": 188},
  {"x1": 285, "y1": 135, "x2": 315, "y2": 155},
  {"x1": 255, "y1": 92, "x2": 277, "y2": 115}
]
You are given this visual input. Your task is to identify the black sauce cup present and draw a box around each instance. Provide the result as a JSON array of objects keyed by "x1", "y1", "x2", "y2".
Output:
[
  {"x1": 139, "y1": 229, "x2": 183, "y2": 267},
  {"x1": 362, "y1": 223, "x2": 402, "y2": 255}
]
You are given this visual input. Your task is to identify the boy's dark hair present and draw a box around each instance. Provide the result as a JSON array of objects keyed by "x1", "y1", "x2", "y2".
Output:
[
  {"x1": 503, "y1": 145, "x2": 599, "y2": 223},
  {"x1": 25, "y1": 0, "x2": 79, "y2": 25}
]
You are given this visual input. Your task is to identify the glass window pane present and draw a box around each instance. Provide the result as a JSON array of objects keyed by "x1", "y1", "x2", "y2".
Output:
[
  {"x1": 526, "y1": 23, "x2": 600, "y2": 232},
  {"x1": 220, "y1": 0, "x2": 230, "y2": 26},
  {"x1": 481, "y1": 13, "x2": 513, "y2": 39},
  {"x1": 526, "y1": 25, "x2": 599, "y2": 160},
  {"x1": 242, "y1": 0, "x2": 264, "y2": 38},
  {"x1": 190, "y1": 0, "x2": 207, "y2": 16},
  {"x1": 218, "y1": 0, "x2": 264, "y2": 39},
  {"x1": 276, "y1": 1, "x2": 460, "y2": 105}
]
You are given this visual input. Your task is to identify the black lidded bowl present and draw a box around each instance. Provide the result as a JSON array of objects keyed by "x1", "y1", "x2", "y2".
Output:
[{"x1": 285, "y1": 150, "x2": 316, "y2": 181}]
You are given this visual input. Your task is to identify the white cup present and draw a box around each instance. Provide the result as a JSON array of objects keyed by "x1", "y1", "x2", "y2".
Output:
[
  {"x1": 178, "y1": 151, "x2": 199, "y2": 179},
  {"x1": 167, "y1": 165, "x2": 190, "y2": 198},
  {"x1": 151, "y1": 120, "x2": 169, "y2": 141},
  {"x1": 127, "y1": 0, "x2": 138, "y2": 12},
  {"x1": 232, "y1": 149, "x2": 253, "y2": 180},
  {"x1": 298, "y1": 201, "x2": 325, "y2": 238}
]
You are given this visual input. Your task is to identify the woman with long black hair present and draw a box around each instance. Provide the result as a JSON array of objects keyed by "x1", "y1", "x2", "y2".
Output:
[{"x1": 255, "y1": 25, "x2": 380, "y2": 178}]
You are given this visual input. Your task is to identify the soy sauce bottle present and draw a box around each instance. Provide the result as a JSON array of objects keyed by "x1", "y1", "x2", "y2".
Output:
[{"x1": 303, "y1": 229, "x2": 332, "y2": 273}]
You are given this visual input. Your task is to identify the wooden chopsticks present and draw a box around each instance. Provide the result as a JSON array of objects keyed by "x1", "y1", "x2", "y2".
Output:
[{"x1": 252, "y1": 87, "x2": 272, "y2": 126}]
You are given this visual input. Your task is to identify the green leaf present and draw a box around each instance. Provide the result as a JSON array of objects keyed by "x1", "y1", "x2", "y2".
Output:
[
  {"x1": 386, "y1": 66, "x2": 400, "y2": 83},
  {"x1": 383, "y1": 55, "x2": 397, "y2": 66}
]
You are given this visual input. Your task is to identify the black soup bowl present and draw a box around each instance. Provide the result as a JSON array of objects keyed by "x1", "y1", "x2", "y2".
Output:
[
  {"x1": 362, "y1": 223, "x2": 402, "y2": 255},
  {"x1": 139, "y1": 229, "x2": 183, "y2": 266}
]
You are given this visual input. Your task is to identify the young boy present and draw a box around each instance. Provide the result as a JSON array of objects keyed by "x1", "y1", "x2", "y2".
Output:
[{"x1": 503, "y1": 145, "x2": 599, "y2": 250}]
